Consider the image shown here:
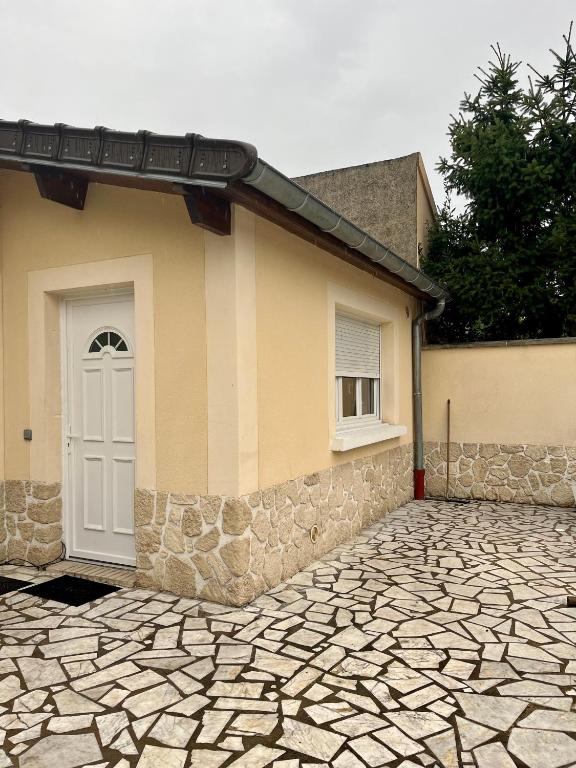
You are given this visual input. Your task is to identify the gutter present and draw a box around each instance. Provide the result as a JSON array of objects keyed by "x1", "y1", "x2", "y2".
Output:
[
  {"x1": 412, "y1": 298, "x2": 446, "y2": 500},
  {"x1": 242, "y1": 159, "x2": 447, "y2": 301},
  {"x1": 0, "y1": 119, "x2": 447, "y2": 302},
  {"x1": 0, "y1": 119, "x2": 258, "y2": 185}
]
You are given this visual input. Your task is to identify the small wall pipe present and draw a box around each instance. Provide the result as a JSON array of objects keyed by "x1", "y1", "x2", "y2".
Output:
[{"x1": 413, "y1": 298, "x2": 446, "y2": 500}]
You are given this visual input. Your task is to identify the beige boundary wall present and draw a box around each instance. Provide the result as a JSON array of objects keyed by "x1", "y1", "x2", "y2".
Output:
[
  {"x1": 0, "y1": 169, "x2": 415, "y2": 603},
  {"x1": 422, "y1": 340, "x2": 576, "y2": 506}
]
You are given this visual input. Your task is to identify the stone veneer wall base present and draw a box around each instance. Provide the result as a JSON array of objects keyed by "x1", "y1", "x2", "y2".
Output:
[
  {"x1": 0, "y1": 446, "x2": 413, "y2": 606},
  {"x1": 135, "y1": 444, "x2": 413, "y2": 606},
  {"x1": 2, "y1": 481, "x2": 63, "y2": 565},
  {"x1": 425, "y1": 442, "x2": 576, "y2": 507},
  {"x1": 3, "y1": 442, "x2": 572, "y2": 606}
]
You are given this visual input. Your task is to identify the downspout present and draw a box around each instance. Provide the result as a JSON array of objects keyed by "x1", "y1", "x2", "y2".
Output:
[{"x1": 413, "y1": 298, "x2": 446, "y2": 500}]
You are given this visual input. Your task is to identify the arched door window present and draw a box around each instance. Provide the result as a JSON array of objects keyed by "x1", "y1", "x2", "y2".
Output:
[{"x1": 86, "y1": 328, "x2": 130, "y2": 356}]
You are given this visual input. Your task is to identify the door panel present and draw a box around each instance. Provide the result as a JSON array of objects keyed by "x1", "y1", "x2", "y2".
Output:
[
  {"x1": 82, "y1": 368, "x2": 105, "y2": 441},
  {"x1": 111, "y1": 367, "x2": 135, "y2": 442},
  {"x1": 83, "y1": 456, "x2": 105, "y2": 531},
  {"x1": 66, "y1": 295, "x2": 136, "y2": 565},
  {"x1": 112, "y1": 458, "x2": 135, "y2": 535}
]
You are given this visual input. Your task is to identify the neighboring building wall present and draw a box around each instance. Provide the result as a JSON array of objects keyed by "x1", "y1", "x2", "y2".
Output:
[
  {"x1": 416, "y1": 157, "x2": 436, "y2": 262},
  {"x1": 294, "y1": 154, "x2": 420, "y2": 267},
  {"x1": 422, "y1": 340, "x2": 576, "y2": 506}
]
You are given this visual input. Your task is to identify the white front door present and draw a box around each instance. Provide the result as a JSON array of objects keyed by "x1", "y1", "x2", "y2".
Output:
[{"x1": 65, "y1": 294, "x2": 136, "y2": 566}]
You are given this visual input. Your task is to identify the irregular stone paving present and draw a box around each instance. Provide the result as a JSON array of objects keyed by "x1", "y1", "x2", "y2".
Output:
[{"x1": 1, "y1": 500, "x2": 576, "y2": 768}]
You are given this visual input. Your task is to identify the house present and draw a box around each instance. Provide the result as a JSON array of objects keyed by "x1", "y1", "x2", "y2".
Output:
[
  {"x1": 0, "y1": 120, "x2": 446, "y2": 605},
  {"x1": 294, "y1": 153, "x2": 437, "y2": 268}
]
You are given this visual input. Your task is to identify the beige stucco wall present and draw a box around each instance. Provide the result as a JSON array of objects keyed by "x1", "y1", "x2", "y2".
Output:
[
  {"x1": 0, "y1": 170, "x2": 416, "y2": 501},
  {"x1": 205, "y1": 208, "x2": 258, "y2": 498},
  {"x1": 254, "y1": 216, "x2": 416, "y2": 490},
  {"x1": 422, "y1": 341, "x2": 576, "y2": 446},
  {"x1": 0, "y1": 169, "x2": 207, "y2": 494}
]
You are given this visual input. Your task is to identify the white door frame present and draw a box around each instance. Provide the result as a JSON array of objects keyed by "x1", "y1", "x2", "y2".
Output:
[{"x1": 60, "y1": 289, "x2": 136, "y2": 566}]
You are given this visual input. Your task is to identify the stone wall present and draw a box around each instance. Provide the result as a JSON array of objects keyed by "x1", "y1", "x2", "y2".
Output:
[
  {"x1": 294, "y1": 155, "x2": 419, "y2": 266},
  {"x1": 135, "y1": 443, "x2": 413, "y2": 606},
  {"x1": 425, "y1": 442, "x2": 575, "y2": 507},
  {"x1": 0, "y1": 482, "x2": 5, "y2": 562},
  {"x1": 3, "y1": 481, "x2": 63, "y2": 565}
]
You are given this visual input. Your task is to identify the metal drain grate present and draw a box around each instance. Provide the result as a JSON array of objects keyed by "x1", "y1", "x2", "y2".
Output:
[{"x1": 20, "y1": 575, "x2": 120, "y2": 606}]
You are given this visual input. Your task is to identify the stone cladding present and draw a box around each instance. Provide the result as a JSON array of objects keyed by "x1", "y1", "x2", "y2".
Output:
[
  {"x1": 1, "y1": 480, "x2": 63, "y2": 565},
  {"x1": 135, "y1": 444, "x2": 413, "y2": 605},
  {"x1": 425, "y1": 441, "x2": 575, "y2": 507}
]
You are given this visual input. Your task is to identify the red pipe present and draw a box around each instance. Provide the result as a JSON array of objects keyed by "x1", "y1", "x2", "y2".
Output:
[{"x1": 414, "y1": 468, "x2": 425, "y2": 500}]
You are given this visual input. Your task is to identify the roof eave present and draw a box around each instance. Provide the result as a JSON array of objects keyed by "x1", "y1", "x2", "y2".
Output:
[
  {"x1": 242, "y1": 159, "x2": 447, "y2": 301},
  {"x1": 0, "y1": 119, "x2": 258, "y2": 184},
  {"x1": 0, "y1": 119, "x2": 447, "y2": 302}
]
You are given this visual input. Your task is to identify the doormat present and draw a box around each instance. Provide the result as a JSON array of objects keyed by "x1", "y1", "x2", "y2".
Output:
[
  {"x1": 20, "y1": 575, "x2": 120, "y2": 606},
  {"x1": 0, "y1": 576, "x2": 29, "y2": 596}
]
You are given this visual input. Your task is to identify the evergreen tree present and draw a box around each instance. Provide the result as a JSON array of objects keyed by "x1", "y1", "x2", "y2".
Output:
[{"x1": 424, "y1": 25, "x2": 576, "y2": 342}]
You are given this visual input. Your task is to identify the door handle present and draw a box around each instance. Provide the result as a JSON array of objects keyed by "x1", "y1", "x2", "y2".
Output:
[{"x1": 65, "y1": 429, "x2": 79, "y2": 452}]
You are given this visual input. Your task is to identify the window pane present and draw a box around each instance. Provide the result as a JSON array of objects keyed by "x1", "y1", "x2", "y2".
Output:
[
  {"x1": 109, "y1": 331, "x2": 122, "y2": 348},
  {"x1": 94, "y1": 331, "x2": 110, "y2": 349},
  {"x1": 361, "y1": 378, "x2": 376, "y2": 415},
  {"x1": 342, "y1": 377, "x2": 357, "y2": 417}
]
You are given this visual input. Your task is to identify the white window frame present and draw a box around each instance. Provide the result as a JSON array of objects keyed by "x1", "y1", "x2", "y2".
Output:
[
  {"x1": 329, "y1": 287, "x2": 407, "y2": 452},
  {"x1": 335, "y1": 312, "x2": 381, "y2": 431},
  {"x1": 336, "y1": 376, "x2": 380, "y2": 428}
]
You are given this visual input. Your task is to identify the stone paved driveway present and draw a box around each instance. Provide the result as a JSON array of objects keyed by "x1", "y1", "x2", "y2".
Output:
[{"x1": 1, "y1": 500, "x2": 576, "y2": 768}]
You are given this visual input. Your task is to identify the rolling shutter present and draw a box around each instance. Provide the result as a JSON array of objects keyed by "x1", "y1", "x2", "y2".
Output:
[{"x1": 335, "y1": 313, "x2": 380, "y2": 378}]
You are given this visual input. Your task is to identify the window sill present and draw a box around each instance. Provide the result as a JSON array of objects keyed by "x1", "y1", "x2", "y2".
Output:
[{"x1": 331, "y1": 423, "x2": 407, "y2": 452}]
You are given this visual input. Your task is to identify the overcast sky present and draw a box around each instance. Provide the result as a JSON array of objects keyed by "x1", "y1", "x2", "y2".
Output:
[{"x1": 1, "y1": 1, "x2": 573, "y2": 204}]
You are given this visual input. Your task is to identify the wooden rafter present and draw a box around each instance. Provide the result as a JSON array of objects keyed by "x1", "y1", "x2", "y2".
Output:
[
  {"x1": 184, "y1": 188, "x2": 231, "y2": 236},
  {"x1": 34, "y1": 166, "x2": 89, "y2": 210}
]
